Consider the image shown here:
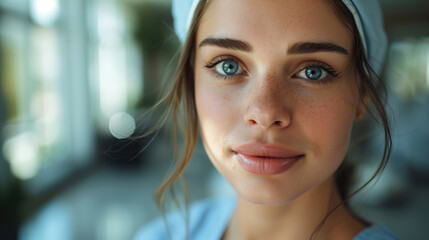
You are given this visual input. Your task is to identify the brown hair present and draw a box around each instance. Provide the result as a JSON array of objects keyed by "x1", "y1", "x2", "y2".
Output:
[
  {"x1": 148, "y1": 0, "x2": 392, "y2": 238},
  {"x1": 331, "y1": 0, "x2": 392, "y2": 200},
  {"x1": 147, "y1": 1, "x2": 210, "y2": 238}
]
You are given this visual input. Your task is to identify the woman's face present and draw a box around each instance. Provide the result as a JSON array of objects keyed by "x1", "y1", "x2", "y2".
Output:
[{"x1": 194, "y1": 0, "x2": 363, "y2": 205}]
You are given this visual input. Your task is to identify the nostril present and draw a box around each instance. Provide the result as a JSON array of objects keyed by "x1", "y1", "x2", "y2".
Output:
[
  {"x1": 248, "y1": 119, "x2": 257, "y2": 125},
  {"x1": 244, "y1": 109, "x2": 291, "y2": 128}
]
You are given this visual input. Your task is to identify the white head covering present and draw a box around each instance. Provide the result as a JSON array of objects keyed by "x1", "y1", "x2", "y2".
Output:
[{"x1": 172, "y1": 0, "x2": 387, "y2": 76}]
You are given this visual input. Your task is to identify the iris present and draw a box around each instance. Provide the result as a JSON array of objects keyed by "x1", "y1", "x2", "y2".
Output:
[
  {"x1": 222, "y1": 61, "x2": 239, "y2": 75},
  {"x1": 305, "y1": 67, "x2": 323, "y2": 80}
]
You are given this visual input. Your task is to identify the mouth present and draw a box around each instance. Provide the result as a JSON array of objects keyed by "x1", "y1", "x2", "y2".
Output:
[{"x1": 233, "y1": 143, "x2": 303, "y2": 175}]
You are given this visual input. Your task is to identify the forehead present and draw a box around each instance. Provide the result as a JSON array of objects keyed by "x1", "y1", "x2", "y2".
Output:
[{"x1": 197, "y1": 0, "x2": 353, "y2": 52}]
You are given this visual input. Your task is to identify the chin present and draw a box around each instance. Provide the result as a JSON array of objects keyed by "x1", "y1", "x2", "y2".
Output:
[
  {"x1": 228, "y1": 174, "x2": 310, "y2": 207},
  {"x1": 240, "y1": 194, "x2": 300, "y2": 207}
]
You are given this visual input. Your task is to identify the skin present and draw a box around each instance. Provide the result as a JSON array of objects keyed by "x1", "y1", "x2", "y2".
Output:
[{"x1": 194, "y1": 0, "x2": 367, "y2": 239}]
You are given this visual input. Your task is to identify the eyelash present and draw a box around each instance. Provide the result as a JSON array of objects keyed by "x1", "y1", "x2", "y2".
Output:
[
  {"x1": 204, "y1": 56, "x2": 246, "y2": 80},
  {"x1": 294, "y1": 62, "x2": 340, "y2": 85},
  {"x1": 204, "y1": 56, "x2": 340, "y2": 84}
]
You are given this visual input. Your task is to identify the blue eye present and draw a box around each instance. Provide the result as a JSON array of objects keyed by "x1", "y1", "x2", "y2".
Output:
[
  {"x1": 306, "y1": 67, "x2": 324, "y2": 80},
  {"x1": 297, "y1": 66, "x2": 328, "y2": 81},
  {"x1": 215, "y1": 60, "x2": 243, "y2": 76}
]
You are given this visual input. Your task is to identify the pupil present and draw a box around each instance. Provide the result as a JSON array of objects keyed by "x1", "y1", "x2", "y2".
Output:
[{"x1": 223, "y1": 61, "x2": 238, "y2": 75}]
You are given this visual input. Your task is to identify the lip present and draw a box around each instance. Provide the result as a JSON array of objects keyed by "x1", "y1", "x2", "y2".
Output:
[{"x1": 233, "y1": 143, "x2": 303, "y2": 175}]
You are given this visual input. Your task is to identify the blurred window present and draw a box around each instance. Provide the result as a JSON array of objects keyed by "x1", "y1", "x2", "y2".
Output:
[
  {"x1": 0, "y1": 0, "x2": 146, "y2": 194},
  {"x1": 386, "y1": 38, "x2": 429, "y2": 100},
  {"x1": 0, "y1": 0, "x2": 95, "y2": 194},
  {"x1": 86, "y1": 0, "x2": 143, "y2": 139}
]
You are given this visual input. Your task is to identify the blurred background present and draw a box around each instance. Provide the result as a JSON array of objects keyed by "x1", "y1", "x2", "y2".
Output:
[{"x1": 0, "y1": 0, "x2": 428, "y2": 239}]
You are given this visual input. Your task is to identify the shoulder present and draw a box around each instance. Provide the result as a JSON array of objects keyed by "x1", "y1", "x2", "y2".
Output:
[
  {"x1": 353, "y1": 225, "x2": 402, "y2": 240},
  {"x1": 133, "y1": 196, "x2": 236, "y2": 240}
]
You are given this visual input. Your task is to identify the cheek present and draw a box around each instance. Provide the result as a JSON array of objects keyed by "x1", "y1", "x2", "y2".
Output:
[
  {"x1": 300, "y1": 88, "x2": 358, "y2": 165},
  {"x1": 286, "y1": 89, "x2": 357, "y2": 196},
  {"x1": 194, "y1": 72, "x2": 238, "y2": 157},
  {"x1": 310, "y1": 99, "x2": 354, "y2": 140}
]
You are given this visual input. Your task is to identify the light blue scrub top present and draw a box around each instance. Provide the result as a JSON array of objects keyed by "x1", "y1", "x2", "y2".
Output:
[{"x1": 134, "y1": 197, "x2": 401, "y2": 240}]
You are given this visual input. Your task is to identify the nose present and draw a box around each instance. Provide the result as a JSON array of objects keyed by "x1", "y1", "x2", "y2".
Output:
[{"x1": 243, "y1": 76, "x2": 291, "y2": 129}]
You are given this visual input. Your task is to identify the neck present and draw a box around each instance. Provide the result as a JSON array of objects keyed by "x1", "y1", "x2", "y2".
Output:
[{"x1": 223, "y1": 177, "x2": 365, "y2": 240}]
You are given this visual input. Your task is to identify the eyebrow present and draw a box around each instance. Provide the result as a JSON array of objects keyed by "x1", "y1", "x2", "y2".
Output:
[
  {"x1": 199, "y1": 38, "x2": 252, "y2": 52},
  {"x1": 198, "y1": 37, "x2": 348, "y2": 55},
  {"x1": 287, "y1": 42, "x2": 349, "y2": 55}
]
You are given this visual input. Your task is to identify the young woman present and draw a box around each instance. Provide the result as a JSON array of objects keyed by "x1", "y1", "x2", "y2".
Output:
[{"x1": 135, "y1": 0, "x2": 401, "y2": 239}]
